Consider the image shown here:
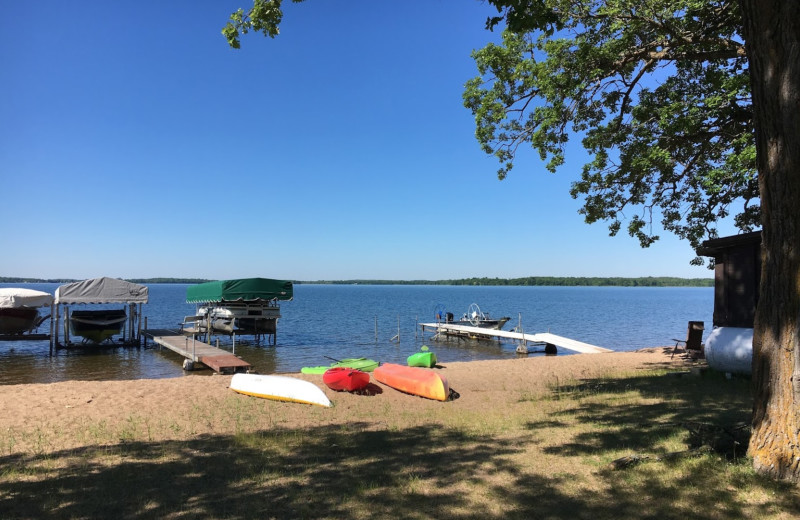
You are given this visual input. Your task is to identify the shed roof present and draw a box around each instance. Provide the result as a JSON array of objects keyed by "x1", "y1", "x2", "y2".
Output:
[{"x1": 697, "y1": 231, "x2": 762, "y2": 257}]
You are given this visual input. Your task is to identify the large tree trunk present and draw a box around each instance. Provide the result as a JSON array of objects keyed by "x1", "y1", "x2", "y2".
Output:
[{"x1": 740, "y1": 0, "x2": 800, "y2": 481}]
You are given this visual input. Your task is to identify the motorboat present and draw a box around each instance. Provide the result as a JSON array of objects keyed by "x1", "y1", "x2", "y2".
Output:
[
  {"x1": 0, "y1": 307, "x2": 40, "y2": 334},
  {"x1": 185, "y1": 278, "x2": 293, "y2": 343},
  {"x1": 0, "y1": 288, "x2": 53, "y2": 335},
  {"x1": 196, "y1": 302, "x2": 281, "y2": 334},
  {"x1": 69, "y1": 309, "x2": 127, "y2": 343},
  {"x1": 436, "y1": 303, "x2": 510, "y2": 330},
  {"x1": 54, "y1": 277, "x2": 149, "y2": 347}
]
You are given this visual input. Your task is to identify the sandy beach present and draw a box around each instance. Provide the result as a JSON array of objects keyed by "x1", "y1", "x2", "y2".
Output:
[
  {"x1": 1, "y1": 347, "x2": 688, "y2": 453},
  {"x1": 5, "y1": 347, "x2": 794, "y2": 520}
]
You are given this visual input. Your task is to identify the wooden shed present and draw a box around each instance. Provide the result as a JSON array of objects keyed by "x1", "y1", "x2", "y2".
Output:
[{"x1": 697, "y1": 231, "x2": 762, "y2": 329}]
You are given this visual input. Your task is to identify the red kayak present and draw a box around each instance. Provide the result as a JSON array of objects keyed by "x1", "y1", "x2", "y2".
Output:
[{"x1": 322, "y1": 367, "x2": 370, "y2": 392}]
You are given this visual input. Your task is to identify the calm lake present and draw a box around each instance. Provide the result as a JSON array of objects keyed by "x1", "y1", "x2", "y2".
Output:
[{"x1": 0, "y1": 283, "x2": 713, "y2": 385}]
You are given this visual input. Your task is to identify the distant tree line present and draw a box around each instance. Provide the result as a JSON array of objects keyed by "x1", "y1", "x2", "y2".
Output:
[
  {"x1": 0, "y1": 277, "x2": 79, "y2": 283},
  {"x1": 2, "y1": 276, "x2": 712, "y2": 287},
  {"x1": 299, "y1": 276, "x2": 714, "y2": 287},
  {"x1": 0, "y1": 277, "x2": 210, "y2": 284},
  {"x1": 125, "y1": 278, "x2": 211, "y2": 284}
]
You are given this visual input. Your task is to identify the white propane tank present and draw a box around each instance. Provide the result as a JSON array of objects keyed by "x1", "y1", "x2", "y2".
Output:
[{"x1": 704, "y1": 327, "x2": 753, "y2": 375}]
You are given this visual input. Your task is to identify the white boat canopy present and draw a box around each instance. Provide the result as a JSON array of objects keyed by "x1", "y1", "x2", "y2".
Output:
[
  {"x1": 0, "y1": 288, "x2": 54, "y2": 308},
  {"x1": 54, "y1": 277, "x2": 149, "y2": 305}
]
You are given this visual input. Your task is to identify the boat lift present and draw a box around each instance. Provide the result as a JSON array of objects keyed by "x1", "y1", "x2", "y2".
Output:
[{"x1": 52, "y1": 277, "x2": 148, "y2": 350}]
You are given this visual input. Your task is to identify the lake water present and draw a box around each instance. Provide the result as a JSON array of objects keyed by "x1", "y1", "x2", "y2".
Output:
[{"x1": 0, "y1": 283, "x2": 713, "y2": 385}]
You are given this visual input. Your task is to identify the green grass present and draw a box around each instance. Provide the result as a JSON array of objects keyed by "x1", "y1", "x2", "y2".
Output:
[{"x1": 2, "y1": 368, "x2": 799, "y2": 519}]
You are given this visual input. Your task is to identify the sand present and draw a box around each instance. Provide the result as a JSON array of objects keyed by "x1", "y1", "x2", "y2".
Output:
[{"x1": 0, "y1": 347, "x2": 693, "y2": 454}]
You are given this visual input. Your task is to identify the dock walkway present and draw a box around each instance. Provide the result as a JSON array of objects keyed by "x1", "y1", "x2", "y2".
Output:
[
  {"x1": 144, "y1": 328, "x2": 251, "y2": 373},
  {"x1": 419, "y1": 322, "x2": 612, "y2": 354}
]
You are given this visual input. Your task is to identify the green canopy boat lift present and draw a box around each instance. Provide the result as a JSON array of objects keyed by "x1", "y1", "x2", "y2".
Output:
[{"x1": 183, "y1": 278, "x2": 293, "y2": 346}]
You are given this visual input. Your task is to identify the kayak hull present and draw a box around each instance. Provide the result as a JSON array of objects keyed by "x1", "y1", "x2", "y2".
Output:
[
  {"x1": 230, "y1": 373, "x2": 331, "y2": 407},
  {"x1": 322, "y1": 367, "x2": 370, "y2": 392},
  {"x1": 373, "y1": 363, "x2": 449, "y2": 401},
  {"x1": 407, "y1": 351, "x2": 437, "y2": 368},
  {"x1": 301, "y1": 357, "x2": 379, "y2": 374}
]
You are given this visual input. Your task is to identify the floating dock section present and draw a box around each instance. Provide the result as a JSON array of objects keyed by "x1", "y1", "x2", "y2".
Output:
[
  {"x1": 419, "y1": 322, "x2": 612, "y2": 354},
  {"x1": 144, "y1": 328, "x2": 252, "y2": 373}
]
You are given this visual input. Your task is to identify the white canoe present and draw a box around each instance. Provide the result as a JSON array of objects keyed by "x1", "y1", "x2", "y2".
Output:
[{"x1": 230, "y1": 373, "x2": 331, "y2": 407}]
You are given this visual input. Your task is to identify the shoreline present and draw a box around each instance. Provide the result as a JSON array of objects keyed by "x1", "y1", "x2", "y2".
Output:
[{"x1": 1, "y1": 347, "x2": 695, "y2": 454}]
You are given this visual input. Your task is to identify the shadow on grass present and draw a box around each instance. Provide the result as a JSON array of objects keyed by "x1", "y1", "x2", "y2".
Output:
[
  {"x1": 2, "y1": 370, "x2": 800, "y2": 519},
  {"x1": 521, "y1": 368, "x2": 800, "y2": 519},
  {"x1": 2, "y1": 424, "x2": 521, "y2": 519},
  {"x1": 536, "y1": 369, "x2": 753, "y2": 457}
]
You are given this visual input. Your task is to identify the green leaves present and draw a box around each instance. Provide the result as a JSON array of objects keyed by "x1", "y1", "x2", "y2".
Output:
[
  {"x1": 223, "y1": 0, "x2": 306, "y2": 49},
  {"x1": 471, "y1": 0, "x2": 756, "y2": 262}
]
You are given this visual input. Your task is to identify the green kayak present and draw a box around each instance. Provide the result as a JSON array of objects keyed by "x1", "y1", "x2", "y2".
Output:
[
  {"x1": 407, "y1": 351, "x2": 437, "y2": 368},
  {"x1": 301, "y1": 357, "x2": 380, "y2": 374}
]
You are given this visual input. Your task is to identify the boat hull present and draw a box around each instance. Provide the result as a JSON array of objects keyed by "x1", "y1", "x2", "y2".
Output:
[
  {"x1": 301, "y1": 358, "x2": 380, "y2": 374},
  {"x1": 322, "y1": 367, "x2": 370, "y2": 392},
  {"x1": 69, "y1": 309, "x2": 126, "y2": 343},
  {"x1": 230, "y1": 373, "x2": 331, "y2": 407},
  {"x1": 440, "y1": 305, "x2": 510, "y2": 331},
  {"x1": 198, "y1": 303, "x2": 280, "y2": 335},
  {"x1": 452, "y1": 317, "x2": 510, "y2": 330},
  {"x1": 0, "y1": 307, "x2": 39, "y2": 335},
  {"x1": 373, "y1": 363, "x2": 449, "y2": 401}
]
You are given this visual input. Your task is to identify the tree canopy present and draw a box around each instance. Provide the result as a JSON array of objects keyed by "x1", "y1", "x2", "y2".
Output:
[
  {"x1": 222, "y1": 0, "x2": 304, "y2": 48},
  {"x1": 465, "y1": 0, "x2": 758, "y2": 263},
  {"x1": 224, "y1": 1, "x2": 758, "y2": 264}
]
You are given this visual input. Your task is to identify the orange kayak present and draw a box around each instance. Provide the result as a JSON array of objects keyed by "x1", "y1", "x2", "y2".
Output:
[{"x1": 373, "y1": 363, "x2": 449, "y2": 401}]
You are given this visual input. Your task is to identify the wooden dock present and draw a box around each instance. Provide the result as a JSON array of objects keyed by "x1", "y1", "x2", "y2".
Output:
[
  {"x1": 143, "y1": 328, "x2": 252, "y2": 373},
  {"x1": 419, "y1": 322, "x2": 612, "y2": 354}
]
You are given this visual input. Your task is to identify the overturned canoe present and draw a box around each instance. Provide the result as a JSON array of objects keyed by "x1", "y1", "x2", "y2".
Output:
[
  {"x1": 373, "y1": 363, "x2": 449, "y2": 402},
  {"x1": 323, "y1": 367, "x2": 370, "y2": 392},
  {"x1": 230, "y1": 373, "x2": 331, "y2": 407},
  {"x1": 301, "y1": 357, "x2": 379, "y2": 374}
]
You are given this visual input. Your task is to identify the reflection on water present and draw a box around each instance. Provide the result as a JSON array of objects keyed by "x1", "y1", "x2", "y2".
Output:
[{"x1": 0, "y1": 282, "x2": 713, "y2": 385}]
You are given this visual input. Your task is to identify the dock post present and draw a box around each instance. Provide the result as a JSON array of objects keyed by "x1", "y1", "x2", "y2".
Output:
[
  {"x1": 374, "y1": 316, "x2": 378, "y2": 342},
  {"x1": 127, "y1": 303, "x2": 133, "y2": 344},
  {"x1": 64, "y1": 305, "x2": 70, "y2": 346},
  {"x1": 53, "y1": 304, "x2": 58, "y2": 351},
  {"x1": 390, "y1": 316, "x2": 400, "y2": 343},
  {"x1": 50, "y1": 304, "x2": 56, "y2": 355},
  {"x1": 137, "y1": 303, "x2": 142, "y2": 344}
]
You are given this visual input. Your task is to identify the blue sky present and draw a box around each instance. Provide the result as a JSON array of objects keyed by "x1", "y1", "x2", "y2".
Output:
[{"x1": 1, "y1": 1, "x2": 726, "y2": 280}]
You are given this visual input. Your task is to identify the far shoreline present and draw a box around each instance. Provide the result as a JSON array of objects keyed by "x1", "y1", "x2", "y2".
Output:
[{"x1": 2, "y1": 276, "x2": 713, "y2": 287}]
